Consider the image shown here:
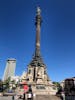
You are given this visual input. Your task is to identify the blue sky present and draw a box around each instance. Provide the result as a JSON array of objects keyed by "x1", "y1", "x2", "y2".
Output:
[{"x1": 0, "y1": 0, "x2": 75, "y2": 82}]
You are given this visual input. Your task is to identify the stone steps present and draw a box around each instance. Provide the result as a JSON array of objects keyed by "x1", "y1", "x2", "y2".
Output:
[
  {"x1": 0, "y1": 95, "x2": 61, "y2": 100},
  {"x1": 35, "y1": 95, "x2": 61, "y2": 100}
]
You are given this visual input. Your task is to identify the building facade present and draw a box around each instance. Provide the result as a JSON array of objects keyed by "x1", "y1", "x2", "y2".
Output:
[{"x1": 64, "y1": 77, "x2": 75, "y2": 95}]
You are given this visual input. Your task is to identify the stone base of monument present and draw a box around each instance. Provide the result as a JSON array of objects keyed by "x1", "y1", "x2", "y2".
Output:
[{"x1": 31, "y1": 84, "x2": 57, "y2": 95}]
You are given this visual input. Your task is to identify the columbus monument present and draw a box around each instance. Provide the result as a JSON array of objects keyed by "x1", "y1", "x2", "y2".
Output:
[{"x1": 21, "y1": 7, "x2": 57, "y2": 95}]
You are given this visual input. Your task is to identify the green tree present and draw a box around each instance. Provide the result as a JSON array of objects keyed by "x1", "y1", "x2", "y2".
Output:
[
  {"x1": 3, "y1": 77, "x2": 11, "y2": 91},
  {"x1": 53, "y1": 82, "x2": 62, "y2": 91}
]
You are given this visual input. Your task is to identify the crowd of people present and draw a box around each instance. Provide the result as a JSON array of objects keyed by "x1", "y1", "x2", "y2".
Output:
[{"x1": 12, "y1": 85, "x2": 33, "y2": 100}]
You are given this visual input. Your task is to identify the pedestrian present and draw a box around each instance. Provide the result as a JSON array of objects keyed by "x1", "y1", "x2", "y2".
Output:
[
  {"x1": 27, "y1": 85, "x2": 33, "y2": 100},
  {"x1": 23, "y1": 93, "x2": 26, "y2": 100},
  {"x1": 33, "y1": 93, "x2": 36, "y2": 100},
  {"x1": 12, "y1": 95, "x2": 14, "y2": 100},
  {"x1": 61, "y1": 92, "x2": 65, "y2": 100}
]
